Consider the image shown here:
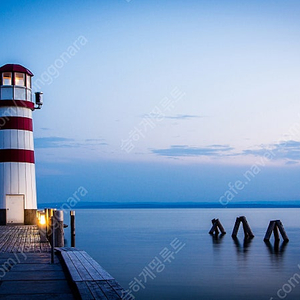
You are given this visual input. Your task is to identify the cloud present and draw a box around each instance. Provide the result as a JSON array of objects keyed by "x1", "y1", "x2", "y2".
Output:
[
  {"x1": 34, "y1": 137, "x2": 108, "y2": 149},
  {"x1": 151, "y1": 140, "x2": 300, "y2": 163},
  {"x1": 85, "y1": 138, "x2": 108, "y2": 146},
  {"x1": 151, "y1": 145, "x2": 234, "y2": 157},
  {"x1": 164, "y1": 114, "x2": 204, "y2": 120},
  {"x1": 285, "y1": 160, "x2": 299, "y2": 165},
  {"x1": 141, "y1": 113, "x2": 204, "y2": 120},
  {"x1": 242, "y1": 140, "x2": 300, "y2": 163},
  {"x1": 34, "y1": 137, "x2": 74, "y2": 148}
]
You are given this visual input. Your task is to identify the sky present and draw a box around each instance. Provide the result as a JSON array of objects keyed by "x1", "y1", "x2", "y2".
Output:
[{"x1": 1, "y1": 0, "x2": 300, "y2": 205}]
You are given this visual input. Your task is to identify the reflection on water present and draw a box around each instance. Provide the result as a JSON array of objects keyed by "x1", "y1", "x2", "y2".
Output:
[
  {"x1": 63, "y1": 208, "x2": 300, "y2": 300},
  {"x1": 232, "y1": 236, "x2": 253, "y2": 253},
  {"x1": 264, "y1": 240, "x2": 288, "y2": 255},
  {"x1": 211, "y1": 232, "x2": 226, "y2": 245}
]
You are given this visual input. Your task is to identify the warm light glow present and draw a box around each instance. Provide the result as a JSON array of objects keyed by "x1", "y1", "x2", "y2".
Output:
[
  {"x1": 14, "y1": 72, "x2": 25, "y2": 86},
  {"x1": 2, "y1": 72, "x2": 12, "y2": 85},
  {"x1": 40, "y1": 214, "x2": 46, "y2": 225}
]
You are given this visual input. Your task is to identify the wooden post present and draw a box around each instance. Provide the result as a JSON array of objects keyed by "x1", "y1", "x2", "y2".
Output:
[
  {"x1": 209, "y1": 219, "x2": 226, "y2": 235},
  {"x1": 264, "y1": 220, "x2": 289, "y2": 242},
  {"x1": 70, "y1": 210, "x2": 75, "y2": 247},
  {"x1": 209, "y1": 219, "x2": 219, "y2": 235},
  {"x1": 264, "y1": 221, "x2": 276, "y2": 241},
  {"x1": 232, "y1": 216, "x2": 254, "y2": 239},
  {"x1": 240, "y1": 216, "x2": 254, "y2": 238},
  {"x1": 47, "y1": 208, "x2": 55, "y2": 241},
  {"x1": 216, "y1": 219, "x2": 226, "y2": 234},
  {"x1": 276, "y1": 220, "x2": 289, "y2": 242},
  {"x1": 54, "y1": 210, "x2": 64, "y2": 247},
  {"x1": 45, "y1": 208, "x2": 50, "y2": 237},
  {"x1": 273, "y1": 224, "x2": 280, "y2": 241},
  {"x1": 232, "y1": 217, "x2": 241, "y2": 238},
  {"x1": 51, "y1": 216, "x2": 54, "y2": 264}
]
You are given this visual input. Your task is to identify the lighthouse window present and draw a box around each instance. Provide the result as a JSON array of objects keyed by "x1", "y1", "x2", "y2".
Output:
[
  {"x1": 26, "y1": 75, "x2": 31, "y2": 88},
  {"x1": 2, "y1": 72, "x2": 12, "y2": 85},
  {"x1": 15, "y1": 72, "x2": 25, "y2": 86}
]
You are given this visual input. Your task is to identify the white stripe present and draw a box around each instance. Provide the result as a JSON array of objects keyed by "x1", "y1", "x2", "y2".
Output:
[
  {"x1": 0, "y1": 107, "x2": 32, "y2": 118},
  {"x1": 0, "y1": 130, "x2": 34, "y2": 150},
  {"x1": 0, "y1": 162, "x2": 37, "y2": 209}
]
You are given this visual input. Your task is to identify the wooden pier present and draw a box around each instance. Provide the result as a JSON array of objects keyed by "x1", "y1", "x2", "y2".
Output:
[{"x1": 0, "y1": 225, "x2": 124, "y2": 299}]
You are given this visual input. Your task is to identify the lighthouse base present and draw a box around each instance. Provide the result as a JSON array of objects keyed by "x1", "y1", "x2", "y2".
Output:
[
  {"x1": 24, "y1": 209, "x2": 37, "y2": 225},
  {"x1": 0, "y1": 209, "x2": 37, "y2": 225}
]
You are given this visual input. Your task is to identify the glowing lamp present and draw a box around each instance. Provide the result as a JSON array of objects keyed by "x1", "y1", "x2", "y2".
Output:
[{"x1": 39, "y1": 213, "x2": 46, "y2": 225}]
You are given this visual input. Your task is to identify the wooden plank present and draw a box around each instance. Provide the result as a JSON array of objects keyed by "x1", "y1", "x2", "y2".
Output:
[
  {"x1": 73, "y1": 251, "x2": 105, "y2": 281},
  {"x1": 75, "y1": 282, "x2": 94, "y2": 300},
  {"x1": 86, "y1": 281, "x2": 109, "y2": 299},
  {"x1": 79, "y1": 251, "x2": 114, "y2": 280},
  {"x1": 12, "y1": 263, "x2": 63, "y2": 272},
  {"x1": 97, "y1": 281, "x2": 122, "y2": 299},
  {"x1": 0, "y1": 293, "x2": 75, "y2": 300},
  {"x1": 2, "y1": 270, "x2": 66, "y2": 281},
  {"x1": 106, "y1": 280, "x2": 125, "y2": 298},
  {"x1": 67, "y1": 252, "x2": 93, "y2": 281},
  {"x1": 0, "y1": 280, "x2": 72, "y2": 295},
  {"x1": 61, "y1": 251, "x2": 82, "y2": 282}
]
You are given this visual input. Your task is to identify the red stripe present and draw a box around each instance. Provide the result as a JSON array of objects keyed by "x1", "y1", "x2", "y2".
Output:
[
  {"x1": 0, "y1": 149, "x2": 35, "y2": 163},
  {"x1": 0, "y1": 100, "x2": 34, "y2": 110},
  {"x1": 0, "y1": 117, "x2": 33, "y2": 131}
]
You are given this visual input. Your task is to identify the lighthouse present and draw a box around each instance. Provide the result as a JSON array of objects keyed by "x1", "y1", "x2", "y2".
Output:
[{"x1": 0, "y1": 64, "x2": 42, "y2": 225}]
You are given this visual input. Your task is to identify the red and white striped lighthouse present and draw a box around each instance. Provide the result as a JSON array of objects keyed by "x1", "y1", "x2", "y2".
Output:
[{"x1": 0, "y1": 64, "x2": 42, "y2": 225}]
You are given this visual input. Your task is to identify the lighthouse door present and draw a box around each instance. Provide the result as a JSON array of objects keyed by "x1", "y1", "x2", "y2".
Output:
[{"x1": 6, "y1": 195, "x2": 24, "y2": 224}]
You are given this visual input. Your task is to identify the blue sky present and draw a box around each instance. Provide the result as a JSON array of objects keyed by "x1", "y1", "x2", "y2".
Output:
[{"x1": 1, "y1": 0, "x2": 300, "y2": 204}]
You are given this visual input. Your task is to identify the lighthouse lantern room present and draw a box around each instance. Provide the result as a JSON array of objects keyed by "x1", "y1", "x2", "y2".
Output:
[{"x1": 0, "y1": 64, "x2": 41, "y2": 225}]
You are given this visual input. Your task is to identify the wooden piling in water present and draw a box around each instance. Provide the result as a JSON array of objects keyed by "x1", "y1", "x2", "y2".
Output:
[
  {"x1": 231, "y1": 216, "x2": 254, "y2": 239},
  {"x1": 70, "y1": 210, "x2": 75, "y2": 247},
  {"x1": 209, "y1": 218, "x2": 226, "y2": 235},
  {"x1": 54, "y1": 210, "x2": 64, "y2": 247},
  {"x1": 264, "y1": 220, "x2": 289, "y2": 242},
  {"x1": 47, "y1": 208, "x2": 55, "y2": 241},
  {"x1": 51, "y1": 216, "x2": 55, "y2": 264}
]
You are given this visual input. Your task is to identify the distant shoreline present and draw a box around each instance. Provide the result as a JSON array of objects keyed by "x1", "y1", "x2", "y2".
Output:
[{"x1": 38, "y1": 201, "x2": 300, "y2": 209}]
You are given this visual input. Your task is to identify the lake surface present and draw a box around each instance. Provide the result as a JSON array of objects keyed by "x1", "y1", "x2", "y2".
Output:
[{"x1": 63, "y1": 208, "x2": 300, "y2": 299}]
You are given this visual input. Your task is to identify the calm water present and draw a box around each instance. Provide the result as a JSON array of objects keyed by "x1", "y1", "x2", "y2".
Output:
[{"x1": 63, "y1": 208, "x2": 300, "y2": 300}]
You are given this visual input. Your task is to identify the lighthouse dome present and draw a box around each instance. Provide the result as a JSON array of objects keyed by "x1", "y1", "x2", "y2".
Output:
[{"x1": 0, "y1": 64, "x2": 33, "y2": 76}]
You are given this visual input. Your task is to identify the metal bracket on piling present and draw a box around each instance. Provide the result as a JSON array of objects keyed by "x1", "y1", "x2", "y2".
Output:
[
  {"x1": 231, "y1": 216, "x2": 254, "y2": 239},
  {"x1": 209, "y1": 219, "x2": 226, "y2": 235},
  {"x1": 264, "y1": 220, "x2": 289, "y2": 242}
]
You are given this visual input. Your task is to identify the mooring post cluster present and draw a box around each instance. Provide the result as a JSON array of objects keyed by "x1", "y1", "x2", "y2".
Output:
[
  {"x1": 264, "y1": 220, "x2": 289, "y2": 242},
  {"x1": 37, "y1": 209, "x2": 76, "y2": 249},
  {"x1": 209, "y1": 216, "x2": 289, "y2": 242},
  {"x1": 209, "y1": 218, "x2": 226, "y2": 235},
  {"x1": 37, "y1": 208, "x2": 65, "y2": 247},
  {"x1": 232, "y1": 216, "x2": 254, "y2": 239}
]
